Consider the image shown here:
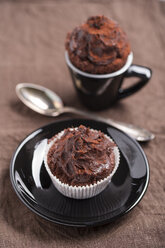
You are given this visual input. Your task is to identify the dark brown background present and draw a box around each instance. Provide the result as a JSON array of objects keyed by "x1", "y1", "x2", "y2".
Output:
[{"x1": 0, "y1": 0, "x2": 165, "y2": 247}]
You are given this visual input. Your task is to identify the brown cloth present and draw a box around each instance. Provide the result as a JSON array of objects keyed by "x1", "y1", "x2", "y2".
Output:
[{"x1": 0, "y1": 0, "x2": 165, "y2": 247}]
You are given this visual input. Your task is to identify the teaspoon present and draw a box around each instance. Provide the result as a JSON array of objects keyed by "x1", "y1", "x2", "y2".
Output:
[{"x1": 16, "y1": 83, "x2": 155, "y2": 142}]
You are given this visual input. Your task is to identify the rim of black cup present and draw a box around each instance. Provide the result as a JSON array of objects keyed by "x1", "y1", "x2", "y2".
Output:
[{"x1": 65, "y1": 51, "x2": 133, "y2": 79}]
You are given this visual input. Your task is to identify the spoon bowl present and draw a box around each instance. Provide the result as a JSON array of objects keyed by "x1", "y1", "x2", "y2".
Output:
[
  {"x1": 16, "y1": 83, "x2": 64, "y2": 117},
  {"x1": 16, "y1": 83, "x2": 155, "y2": 142}
]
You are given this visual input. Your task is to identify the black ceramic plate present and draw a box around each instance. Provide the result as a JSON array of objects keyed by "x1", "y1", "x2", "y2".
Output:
[{"x1": 10, "y1": 119, "x2": 149, "y2": 227}]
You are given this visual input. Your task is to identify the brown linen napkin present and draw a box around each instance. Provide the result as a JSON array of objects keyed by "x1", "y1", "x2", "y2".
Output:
[{"x1": 0, "y1": 0, "x2": 165, "y2": 247}]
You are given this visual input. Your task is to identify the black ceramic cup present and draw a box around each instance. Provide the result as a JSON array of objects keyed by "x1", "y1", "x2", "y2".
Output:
[{"x1": 65, "y1": 51, "x2": 152, "y2": 111}]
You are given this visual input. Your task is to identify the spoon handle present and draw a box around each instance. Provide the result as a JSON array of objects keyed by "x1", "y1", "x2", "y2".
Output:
[{"x1": 60, "y1": 107, "x2": 154, "y2": 142}]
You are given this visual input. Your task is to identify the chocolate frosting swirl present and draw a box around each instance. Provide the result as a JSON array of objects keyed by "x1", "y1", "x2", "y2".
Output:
[
  {"x1": 66, "y1": 16, "x2": 131, "y2": 74},
  {"x1": 47, "y1": 125, "x2": 116, "y2": 186}
]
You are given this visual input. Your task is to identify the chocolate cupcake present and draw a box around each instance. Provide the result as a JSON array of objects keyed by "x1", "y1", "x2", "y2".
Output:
[
  {"x1": 65, "y1": 15, "x2": 131, "y2": 74},
  {"x1": 44, "y1": 125, "x2": 120, "y2": 199}
]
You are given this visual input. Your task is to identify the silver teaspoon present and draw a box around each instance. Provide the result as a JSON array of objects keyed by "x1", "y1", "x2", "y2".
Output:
[{"x1": 16, "y1": 83, "x2": 155, "y2": 142}]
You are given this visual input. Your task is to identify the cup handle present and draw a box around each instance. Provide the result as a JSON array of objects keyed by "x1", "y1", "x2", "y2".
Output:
[{"x1": 117, "y1": 65, "x2": 152, "y2": 100}]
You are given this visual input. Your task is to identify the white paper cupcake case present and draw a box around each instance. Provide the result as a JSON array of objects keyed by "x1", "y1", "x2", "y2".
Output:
[{"x1": 44, "y1": 128, "x2": 120, "y2": 199}]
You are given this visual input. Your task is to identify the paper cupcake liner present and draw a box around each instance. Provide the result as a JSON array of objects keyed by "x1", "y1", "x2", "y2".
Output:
[{"x1": 44, "y1": 128, "x2": 120, "y2": 199}]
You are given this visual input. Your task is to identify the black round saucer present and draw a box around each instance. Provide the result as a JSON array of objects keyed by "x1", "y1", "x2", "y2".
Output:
[{"x1": 10, "y1": 119, "x2": 149, "y2": 227}]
